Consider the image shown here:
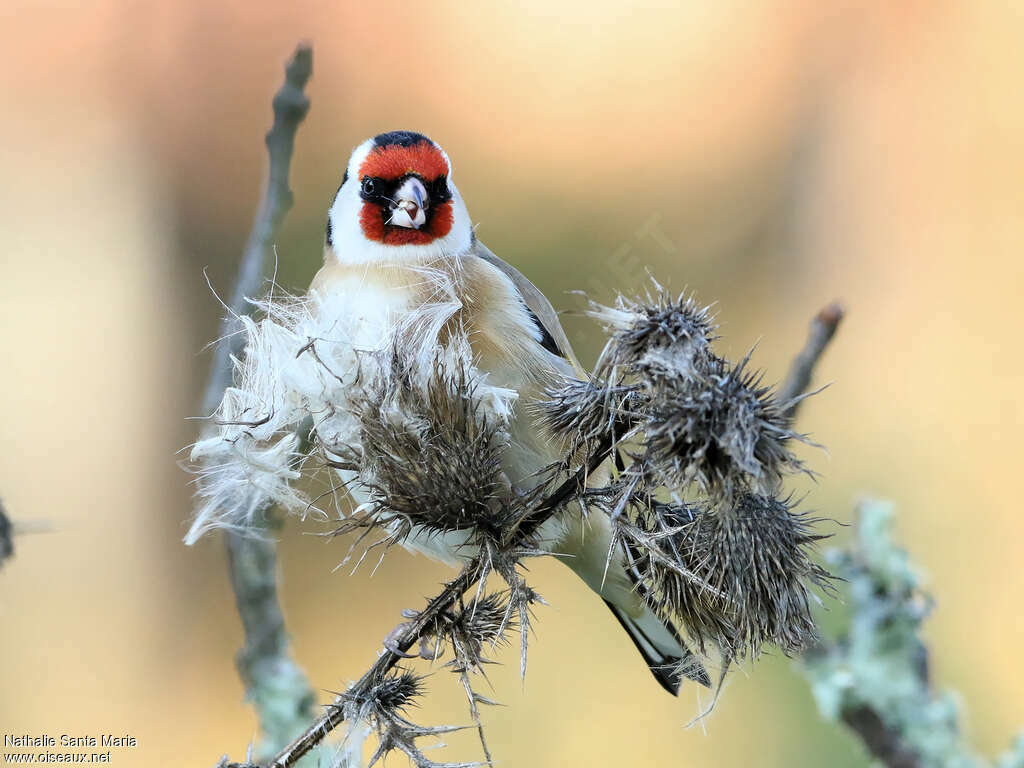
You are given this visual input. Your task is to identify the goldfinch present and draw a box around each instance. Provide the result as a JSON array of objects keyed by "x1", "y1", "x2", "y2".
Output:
[{"x1": 191, "y1": 130, "x2": 709, "y2": 694}]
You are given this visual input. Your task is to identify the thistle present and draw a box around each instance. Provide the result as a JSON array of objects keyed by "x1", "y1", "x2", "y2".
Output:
[
  {"x1": 671, "y1": 493, "x2": 832, "y2": 657},
  {"x1": 644, "y1": 356, "x2": 809, "y2": 498},
  {"x1": 209, "y1": 282, "x2": 837, "y2": 768},
  {"x1": 332, "y1": 347, "x2": 518, "y2": 552},
  {"x1": 588, "y1": 285, "x2": 717, "y2": 382},
  {"x1": 543, "y1": 284, "x2": 833, "y2": 668},
  {"x1": 606, "y1": 495, "x2": 735, "y2": 653},
  {"x1": 339, "y1": 672, "x2": 477, "y2": 768}
]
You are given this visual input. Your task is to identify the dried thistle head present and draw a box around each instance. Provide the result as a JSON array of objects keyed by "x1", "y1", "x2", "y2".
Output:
[
  {"x1": 645, "y1": 356, "x2": 807, "y2": 498},
  {"x1": 536, "y1": 378, "x2": 642, "y2": 454},
  {"x1": 677, "y1": 493, "x2": 833, "y2": 657},
  {"x1": 476, "y1": 549, "x2": 547, "y2": 681},
  {"x1": 606, "y1": 494, "x2": 736, "y2": 653},
  {"x1": 343, "y1": 353, "x2": 516, "y2": 544},
  {"x1": 436, "y1": 592, "x2": 515, "y2": 767},
  {"x1": 589, "y1": 286, "x2": 716, "y2": 381},
  {"x1": 341, "y1": 672, "x2": 477, "y2": 768},
  {"x1": 448, "y1": 593, "x2": 511, "y2": 654},
  {"x1": 536, "y1": 287, "x2": 716, "y2": 463},
  {"x1": 605, "y1": 486, "x2": 833, "y2": 660},
  {"x1": 345, "y1": 670, "x2": 425, "y2": 721}
]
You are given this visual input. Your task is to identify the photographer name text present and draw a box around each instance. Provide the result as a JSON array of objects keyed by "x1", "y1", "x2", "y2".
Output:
[{"x1": 4, "y1": 736, "x2": 136, "y2": 749}]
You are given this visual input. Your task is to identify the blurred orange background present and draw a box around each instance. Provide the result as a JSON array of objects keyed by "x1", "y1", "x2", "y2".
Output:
[{"x1": 1, "y1": 1, "x2": 1022, "y2": 765}]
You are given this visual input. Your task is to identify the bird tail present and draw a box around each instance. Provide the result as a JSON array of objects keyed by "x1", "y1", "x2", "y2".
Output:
[
  {"x1": 603, "y1": 599, "x2": 711, "y2": 695},
  {"x1": 551, "y1": 491, "x2": 710, "y2": 694}
]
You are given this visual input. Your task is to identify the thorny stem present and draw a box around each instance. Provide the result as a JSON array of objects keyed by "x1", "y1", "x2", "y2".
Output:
[
  {"x1": 202, "y1": 43, "x2": 316, "y2": 758},
  {"x1": 266, "y1": 443, "x2": 615, "y2": 768}
]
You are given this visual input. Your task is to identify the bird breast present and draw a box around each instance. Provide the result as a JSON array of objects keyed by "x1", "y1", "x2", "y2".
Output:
[{"x1": 309, "y1": 255, "x2": 571, "y2": 560}]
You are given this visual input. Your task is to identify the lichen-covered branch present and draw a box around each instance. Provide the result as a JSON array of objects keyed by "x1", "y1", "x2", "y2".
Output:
[
  {"x1": 199, "y1": 43, "x2": 316, "y2": 761},
  {"x1": 784, "y1": 309, "x2": 1024, "y2": 767},
  {"x1": 802, "y1": 501, "x2": 1024, "y2": 768},
  {"x1": 226, "y1": 530, "x2": 316, "y2": 755}
]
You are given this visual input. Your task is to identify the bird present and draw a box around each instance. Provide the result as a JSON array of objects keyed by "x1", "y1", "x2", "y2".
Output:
[{"x1": 308, "y1": 130, "x2": 710, "y2": 695}]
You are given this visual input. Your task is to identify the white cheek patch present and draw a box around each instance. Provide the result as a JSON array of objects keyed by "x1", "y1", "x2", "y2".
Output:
[{"x1": 346, "y1": 139, "x2": 375, "y2": 180}]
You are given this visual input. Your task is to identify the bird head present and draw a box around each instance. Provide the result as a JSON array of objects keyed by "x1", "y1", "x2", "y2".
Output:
[{"x1": 326, "y1": 131, "x2": 473, "y2": 264}]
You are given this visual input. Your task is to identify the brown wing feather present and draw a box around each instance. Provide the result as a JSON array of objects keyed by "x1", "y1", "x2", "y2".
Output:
[{"x1": 470, "y1": 239, "x2": 584, "y2": 376}]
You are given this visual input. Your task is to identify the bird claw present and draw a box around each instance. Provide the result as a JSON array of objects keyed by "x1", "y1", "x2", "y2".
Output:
[
  {"x1": 383, "y1": 623, "x2": 420, "y2": 658},
  {"x1": 384, "y1": 613, "x2": 447, "y2": 660}
]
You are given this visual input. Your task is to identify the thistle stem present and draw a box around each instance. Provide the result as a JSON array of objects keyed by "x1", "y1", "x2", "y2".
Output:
[{"x1": 265, "y1": 441, "x2": 614, "y2": 768}]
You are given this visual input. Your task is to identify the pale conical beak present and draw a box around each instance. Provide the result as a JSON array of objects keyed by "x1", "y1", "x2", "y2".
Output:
[{"x1": 389, "y1": 176, "x2": 429, "y2": 229}]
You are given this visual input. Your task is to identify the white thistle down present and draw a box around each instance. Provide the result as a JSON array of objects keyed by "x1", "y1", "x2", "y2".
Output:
[{"x1": 187, "y1": 267, "x2": 516, "y2": 545}]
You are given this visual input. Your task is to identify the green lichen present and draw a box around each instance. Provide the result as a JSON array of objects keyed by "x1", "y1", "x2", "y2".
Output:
[{"x1": 802, "y1": 500, "x2": 1023, "y2": 768}]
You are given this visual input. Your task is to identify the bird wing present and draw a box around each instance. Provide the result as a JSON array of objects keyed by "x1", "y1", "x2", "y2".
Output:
[
  {"x1": 468, "y1": 242, "x2": 711, "y2": 691},
  {"x1": 470, "y1": 239, "x2": 585, "y2": 376}
]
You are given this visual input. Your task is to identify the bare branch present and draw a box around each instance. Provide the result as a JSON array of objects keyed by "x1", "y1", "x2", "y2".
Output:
[
  {"x1": 778, "y1": 301, "x2": 844, "y2": 419},
  {"x1": 202, "y1": 43, "x2": 313, "y2": 416},
  {"x1": 199, "y1": 43, "x2": 315, "y2": 758},
  {"x1": 0, "y1": 499, "x2": 13, "y2": 569}
]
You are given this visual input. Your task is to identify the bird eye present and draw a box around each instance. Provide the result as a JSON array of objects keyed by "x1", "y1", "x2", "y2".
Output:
[
  {"x1": 361, "y1": 177, "x2": 376, "y2": 196},
  {"x1": 432, "y1": 176, "x2": 451, "y2": 202}
]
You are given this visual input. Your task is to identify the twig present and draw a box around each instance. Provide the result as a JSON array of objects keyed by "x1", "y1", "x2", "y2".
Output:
[
  {"x1": 0, "y1": 499, "x2": 13, "y2": 569},
  {"x1": 227, "y1": 532, "x2": 316, "y2": 753},
  {"x1": 202, "y1": 43, "x2": 313, "y2": 416},
  {"x1": 0, "y1": 503, "x2": 52, "y2": 573},
  {"x1": 780, "y1": 310, "x2": 1022, "y2": 768},
  {"x1": 201, "y1": 43, "x2": 316, "y2": 758},
  {"x1": 266, "y1": 442, "x2": 615, "y2": 768},
  {"x1": 781, "y1": 305, "x2": 924, "y2": 768},
  {"x1": 778, "y1": 303, "x2": 933, "y2": 767},
  {"x1": 840, "y1": 705, "x2": 922, "y2": 768},
  {"x1": 778, "y1": 301, "x2": 844, "y2": 419}
]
